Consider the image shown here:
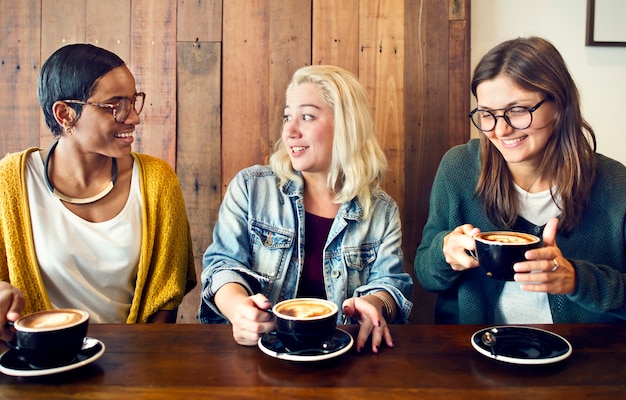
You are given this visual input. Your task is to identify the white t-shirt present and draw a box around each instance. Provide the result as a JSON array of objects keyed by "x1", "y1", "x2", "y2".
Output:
[
  {"x1": 494, "y1": 184, "x2": 560, "y2": 324},
  {"x1": 25, "y1": 152, "x2": 142, "y2": 323}
]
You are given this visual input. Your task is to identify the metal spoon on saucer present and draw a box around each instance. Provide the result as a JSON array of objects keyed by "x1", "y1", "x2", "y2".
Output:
[
  {"x1": 82, "y1": 337, "x2": 99, "y2": 351},
  {"x1": 481, "y1": 329, "x2": 498, "y2": 356},
  {"x1": 284, "y1": 341, "x2": 333, "y2": 356}
]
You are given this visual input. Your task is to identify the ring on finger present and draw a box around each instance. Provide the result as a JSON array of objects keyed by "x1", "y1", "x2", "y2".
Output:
[{"x1": 551, "y1": 259, "x2": 559, "y2": 272}]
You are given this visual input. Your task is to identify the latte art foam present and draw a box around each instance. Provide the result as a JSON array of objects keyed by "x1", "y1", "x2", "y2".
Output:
[
  {"x1": 16, "y1": 310, "x2": 87, "y2": 332},
  {"x1": 482, "y1": 234, "x2": 530, "y2": 244},
  {"x1": 477, "y1": 232, "x2": 538, "y2": 245},
  {"x1": 275, "y1": 299, "x2": 336, "y2": 319}
]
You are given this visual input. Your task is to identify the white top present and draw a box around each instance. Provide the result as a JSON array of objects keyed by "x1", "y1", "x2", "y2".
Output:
[
  {"x1": 495, "y1": 184, "x2": 560, "y2": 324},
  {"x1": 25, "y1": 151, "x2": 142, "y2": 323}
]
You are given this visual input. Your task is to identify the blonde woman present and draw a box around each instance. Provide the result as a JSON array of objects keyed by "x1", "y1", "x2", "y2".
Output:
[{"x1": 200, "y1": 65, "x2": 413, "y2": 353}]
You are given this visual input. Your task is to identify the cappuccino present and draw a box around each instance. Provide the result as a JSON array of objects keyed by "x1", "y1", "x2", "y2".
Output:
[
  {"x1": 275, "y1": 299, "x2": 335, "y2": 319},
  {"x1": 273, "y1": 298, "x2": 338, "y2": 350},
  {"x1": 473, "y1": 231, "x2": 541, "y2": 280},
  {"x1": 478, "y1": 232, "x2": 538, "y2": 244},
  {"x1": 15, "y1": 309, "x2": 88, "y2": 332},
  {"x1": 11, "y1": 308, "x2": 90, "y2": 368}
]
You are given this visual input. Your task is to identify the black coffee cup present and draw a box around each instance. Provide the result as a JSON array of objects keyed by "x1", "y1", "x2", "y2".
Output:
[
  {"x1": 8, "y1": 309, "x2": 89, "y2": 368},
  {"x1": 472, "y1": 231, "x2": 541, "y2": 281},
  {"x1": 272, "y1": 298, "x2": 338, "y2": 350}
]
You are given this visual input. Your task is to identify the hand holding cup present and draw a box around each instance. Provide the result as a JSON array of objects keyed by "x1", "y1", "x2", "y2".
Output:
[{"x1": 470, "y1": 231, "x2": 541, "y2": 280}]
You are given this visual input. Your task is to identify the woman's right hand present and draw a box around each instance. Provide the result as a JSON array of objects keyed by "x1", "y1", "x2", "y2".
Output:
[
  {"x1": 0, "y1": 281, "x2": 24, "y2": 342},
  {"x1": 228, "y1": 294, "x2": 275, "y2": 346},
  {"x1": 214, "y1": 284, "x2": 275, "y2": 346},
  {"x1": 442, "y1": 224, "x2": 481, "y2": 272}
]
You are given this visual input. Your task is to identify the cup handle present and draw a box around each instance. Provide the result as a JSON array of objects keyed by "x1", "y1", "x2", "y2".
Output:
[
  {"x1": 3, "y1": 321, "x2": 19, "y2": 350},
  {"x1": 467, "y1": 249, "x2": 478, "y2": 260}
]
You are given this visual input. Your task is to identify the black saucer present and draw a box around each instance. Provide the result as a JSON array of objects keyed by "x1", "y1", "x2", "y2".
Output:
[
  {"x1": 258, "y1": 328, "x2": 353, "y2": 362},
  {"x1": 0, "y1": 337, "x2": 105, "y2": 377},
  {"x1": 471, "y1": 326, "x2": 572, "y2": 365}
]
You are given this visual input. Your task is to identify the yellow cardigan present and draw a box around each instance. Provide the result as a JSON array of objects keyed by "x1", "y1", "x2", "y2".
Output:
[{"x1": 0, "y1": 148, "x2": 196, "y2": 323}]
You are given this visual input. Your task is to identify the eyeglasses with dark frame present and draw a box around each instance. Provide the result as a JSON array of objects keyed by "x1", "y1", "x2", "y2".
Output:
[
  {"x1": 63, "y1": 92, "x2": 146, "y2": 123},
  {"x1": 468, "y1": 98, "x2": 547, "y2": 132}
]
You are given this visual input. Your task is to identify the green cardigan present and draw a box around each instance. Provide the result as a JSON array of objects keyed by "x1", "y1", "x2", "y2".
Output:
[
  {"x1": 0, "y1": 148, "x2": 196, "y2": 323},
  {"x1": 414, "y1": 139, "x2": 626, "y2": 324}
]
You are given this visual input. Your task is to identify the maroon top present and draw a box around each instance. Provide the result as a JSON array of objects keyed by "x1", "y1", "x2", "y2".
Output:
[{"x1": 297, "y1": 212, "x2": 334, "y2": 298}]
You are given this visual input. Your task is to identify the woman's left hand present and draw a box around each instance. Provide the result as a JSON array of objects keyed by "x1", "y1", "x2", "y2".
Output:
[
  {"x1": 342, "y1": 295, "x2": 393, "y2": 354},
  {"x1": 513, "y1": 217, "x2": 577, "y2": 294}
]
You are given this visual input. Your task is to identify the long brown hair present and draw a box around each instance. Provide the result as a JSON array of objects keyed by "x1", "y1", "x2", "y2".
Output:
[{"x1": 471, "y1": 37, "x2": 597, "y2": 233}]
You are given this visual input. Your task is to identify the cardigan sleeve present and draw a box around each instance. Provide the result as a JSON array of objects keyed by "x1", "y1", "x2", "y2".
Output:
[
  {"x1": 126, "y1": 153, "x2": 197, "y2": 323},
  {"x1": 414, "y1": 141, "x2": 483, "y2": 292},
  {"x1": 0, "y1": 149, "x2": 53, "y2": 314}
]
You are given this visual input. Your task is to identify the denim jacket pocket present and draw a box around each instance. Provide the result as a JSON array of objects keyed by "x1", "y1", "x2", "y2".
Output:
[
  {"x1": 343, "y1": 246, "x2": 378, "y2": 272},
  {"x1": 250, "y1": 222, "x2": 295, "y2": 277},
  {"x1": 250, "y1": 222, "x2": 293, "y2": 249}
]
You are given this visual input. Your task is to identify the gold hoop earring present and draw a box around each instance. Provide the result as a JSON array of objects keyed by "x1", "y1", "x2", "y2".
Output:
[{"x1": 64, "y1": 125, "x2": 74, "y2": 136}]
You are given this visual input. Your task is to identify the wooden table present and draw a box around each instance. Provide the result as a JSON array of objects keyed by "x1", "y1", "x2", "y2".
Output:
[{"x1": 1, "y1": 323, "x2": 625, "y2": 399}]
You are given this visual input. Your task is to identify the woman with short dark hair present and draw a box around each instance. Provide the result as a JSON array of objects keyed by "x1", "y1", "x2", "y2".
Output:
[{"x1": 0, "y1": 44, "x2": 196, "y2": 342}]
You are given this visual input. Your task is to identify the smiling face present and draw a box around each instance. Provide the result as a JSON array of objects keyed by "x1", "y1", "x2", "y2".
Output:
[
  {"x1": 70, "y1": 65, "x2": 141, "y2": 159},
  {"x1": 282, "y1": 82, "x2": 335, "y2": 178},
  {"x1": 476, "y1": 75, "x2": 555, "y2": 173}
]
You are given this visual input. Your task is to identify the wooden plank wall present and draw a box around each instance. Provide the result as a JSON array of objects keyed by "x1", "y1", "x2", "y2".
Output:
[{"x1": 0, "y1": 0, "x2": 470, "y2": 324}]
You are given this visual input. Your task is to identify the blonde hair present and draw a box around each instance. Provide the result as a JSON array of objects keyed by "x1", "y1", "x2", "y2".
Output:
[{"x1": 269, "y1": 65, "x2": 388, "y2": 219}]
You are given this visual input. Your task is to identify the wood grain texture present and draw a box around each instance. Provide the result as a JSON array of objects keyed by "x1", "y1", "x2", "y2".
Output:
[
  {"x1": 130, "y1": 0, "x2": 177, "y2": 166},
  {"x1": 269, "y1": 0, "x2": 312, "y2": 148},
  {"x1": 448, "y1": 13, "x2": 470, "y2": 149},
  {"x1": 312, "y1": 0, "x2": 360, "y2": 75},
  {"x1": 2, "y1": 323, "x2": 625, "y2": 399},
  {"x1": 177, "y1": 0, "x2": 223, "y2": 42},
  {"x1": 39, "y1": 0, "x2": 86, "y2": 150},
  {"x1": 404, "y1": 0, "x2": 469, "y2": 323},
  {"x1": 40, "y1": 0, "x2": 86, "y2": 61},
  {"x1": 0, "y1": 0, "x2": 41, "y2": 154},
  {"x1": 175, "y1": 41, "x2": 222, "y2": 322},
  {"x1": 221, "y1": 0, "x2": 270, "y2": 192},
  {"x1": 86, "y1": 0, "x2": 132, "y2": 64},
  {"x1": 359, "y1": 0, "x2": 405, "y2": 221}
]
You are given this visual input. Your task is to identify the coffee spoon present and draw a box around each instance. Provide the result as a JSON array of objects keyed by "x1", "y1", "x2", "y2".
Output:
[
  {"x1": 481, "y1": 329, "x2": 498, "y2": 356},
  {"x1": 82, "y1": 337, "x2": 99, "y2": 351},
  {"x1": 283, "y1": 341, "x2": 334, "y2": 356}
]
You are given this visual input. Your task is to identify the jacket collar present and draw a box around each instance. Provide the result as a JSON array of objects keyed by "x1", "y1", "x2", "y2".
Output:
[{"x1": 280, "y1": 172, "x2": 364, "y2": 221}]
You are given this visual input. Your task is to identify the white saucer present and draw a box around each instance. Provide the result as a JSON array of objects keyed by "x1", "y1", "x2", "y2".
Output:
[
  {"x1": 258, "y1": 328, "x2": 353, "y2": 362},
  {"x1": 0, "y1": 337, "x2": 105, "y2": 377},
  {"x1": 471, "y1": 326, "x2": 572, "y2": 365}
]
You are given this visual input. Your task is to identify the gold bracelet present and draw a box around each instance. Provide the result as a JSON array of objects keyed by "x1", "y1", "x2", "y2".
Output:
[{"x1": 371, "y1": 291, "x2": 395, "y2": 323}]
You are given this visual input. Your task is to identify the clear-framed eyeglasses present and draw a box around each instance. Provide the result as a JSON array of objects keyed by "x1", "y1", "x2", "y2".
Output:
[
  {"x1": 63, "y1": 92, "x2": 146, "y2": 123},
  {"x1": 468, "y1": 98, "x2": 547, "y2": 132}
]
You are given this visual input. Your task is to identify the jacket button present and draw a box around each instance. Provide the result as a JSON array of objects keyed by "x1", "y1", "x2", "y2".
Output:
[
  {"x1": 263, "y1": 232, "x2": 273, "y2": 247},
  {"x1": 331, "y1": 270, "x2": 340, "y2": 279}
]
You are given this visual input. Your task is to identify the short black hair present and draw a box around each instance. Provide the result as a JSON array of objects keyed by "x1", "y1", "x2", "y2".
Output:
[{"x1": 37, "y1": 43, "x2": 125, "y2": 136}]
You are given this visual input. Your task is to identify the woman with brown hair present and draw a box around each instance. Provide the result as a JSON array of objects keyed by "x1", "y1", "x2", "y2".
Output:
[{"x1": 415, "y1": 36, "x2": 626, "y2": 324}]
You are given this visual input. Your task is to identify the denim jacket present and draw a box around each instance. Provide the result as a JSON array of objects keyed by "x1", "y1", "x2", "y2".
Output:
[{"x1": 199, "y1": 165, "x2": 413, "y2": 324}]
